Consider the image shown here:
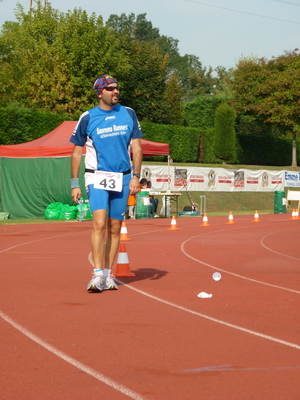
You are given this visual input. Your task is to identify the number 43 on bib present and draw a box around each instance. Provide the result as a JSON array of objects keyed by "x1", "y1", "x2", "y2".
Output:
[{"x1": 94, "y1": 171, "x2": 123, "y2": 192}]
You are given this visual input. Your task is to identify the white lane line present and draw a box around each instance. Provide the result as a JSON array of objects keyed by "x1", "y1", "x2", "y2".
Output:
[
  {"x1": 0, "y1": 232, "x2": 79, "y2": 255},
  {"x1": 0, "y1": 310, "x2": 148, "y2": 400},
  {"x1": 180, "y1": 233, "x2": 300, "y2": 294},
  {"x1": 184, "y1": 365, "x2": 300, "y2": 372},
  {"x1": 0, "y1": 229, "x2": 42, "y2": 236},
  {"x1": 260, "y1": 228, "x2": 300, "y2": 261},
  {"x1": 116, "y1": 281, "x2": 300, "y2": 351}
]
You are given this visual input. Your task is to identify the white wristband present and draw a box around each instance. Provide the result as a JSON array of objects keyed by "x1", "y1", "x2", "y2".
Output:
[{"x1": 71, "y1": 178, "x2": 80, "y2": 189}]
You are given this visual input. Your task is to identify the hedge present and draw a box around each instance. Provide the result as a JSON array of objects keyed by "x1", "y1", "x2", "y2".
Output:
[
  {"x1": 140, "y1": 121, "x2": 200, "y2": 163},
  {"x1": 0, "y1": 105, "x2": 70, "y2": 145},
  {"x1": 0, "y1": 106, "x2": 299, "y2": 166},
  {"x1": 183, "y1": 95, "x2": 224, "y2": 130},
  {"x1": 201, "y1": 129, "x2": 300, "y2": 166}
]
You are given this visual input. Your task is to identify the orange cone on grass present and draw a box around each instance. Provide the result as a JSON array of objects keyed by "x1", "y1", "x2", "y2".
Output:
[
  {"x1": 113, "y1": 243, "x2": 135, "y2": 277},
  {"x1": 201, "y1": 213, "x2": 210, "y2": 227},
  {"x1": 252, "y1": 210, "x2": 261, "y2": 222},
  {"x1": 168, "y1": 215, "x2": 179, "y2": 230},
  {"x1": 120, "y1": 220, "x2": 131, "y2": 241},
  {"x1": 226, "y1": 211, "x2": 236, "y2": 224}
]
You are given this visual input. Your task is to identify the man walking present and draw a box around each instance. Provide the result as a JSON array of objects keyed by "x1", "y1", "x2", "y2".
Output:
[{"x1": 70, "y1": 74, "x2": 143, "y2": 292}]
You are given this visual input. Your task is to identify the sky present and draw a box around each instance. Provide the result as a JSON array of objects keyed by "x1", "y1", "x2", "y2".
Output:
[{"x1": 0, "y1": 0, "x2": 299, "y2": 71}]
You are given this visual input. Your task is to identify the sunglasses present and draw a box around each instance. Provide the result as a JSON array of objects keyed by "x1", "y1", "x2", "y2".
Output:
[{"x1": 103, "y1": 86, "x2": 120, "y2": 92}]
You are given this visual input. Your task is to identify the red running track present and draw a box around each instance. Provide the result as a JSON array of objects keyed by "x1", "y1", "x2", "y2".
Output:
[{"x1": 0, "y1": 214, "x2": 300, "y2": 400}]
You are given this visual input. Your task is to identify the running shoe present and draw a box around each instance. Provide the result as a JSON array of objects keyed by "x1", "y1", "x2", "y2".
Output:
[
  {"x1": 87, "y1": 273, "x2": 104, "y2": 292},
  {"x1": 103, "y1": 274, "x2": 118, "y2": 290}
]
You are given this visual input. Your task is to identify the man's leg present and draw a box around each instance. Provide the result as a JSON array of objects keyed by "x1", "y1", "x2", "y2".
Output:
[
  {"x1": 105, "y1": 217, "x2": 122, "y2": 269},
  {"x1": 91, "y1": 209, "x2": 107, "y2": 270},
  {"x1": 86, "y1": 183, "x2": 109, "y2": 292},
  {"x1": 102, "y1": 184, "x2": 129, "y2": 290},
  {"x1": 86, "y1": 209, "x2": 107, "y2": 292},
  {"x1": 102, "y1": 217, "x2": 122, "y2": 290}
]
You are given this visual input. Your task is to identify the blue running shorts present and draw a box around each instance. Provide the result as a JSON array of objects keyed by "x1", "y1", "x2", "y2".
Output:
[{"x1": 86, "y1": 183, "x2": 130, "y2": 221}]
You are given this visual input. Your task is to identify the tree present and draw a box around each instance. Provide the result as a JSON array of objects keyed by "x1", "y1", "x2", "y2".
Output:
[
  {"x1": 0, "y1": 6, "x2": 228, "y2": 124},
  {"x1": 231, "y1": 50, "x2": 300, "y2": 166},
  {"x1": 164, "y1": 72, "x2": 184, "y2": 126},
  {"x1": 0, "y1": 6, "x2": 174, "y2": 122},
  {"x1": 213, "y1": 66, "x2": 234, "y2": 98},
  {"x1": 213, "y1": 102, "x2": 237, "y2": 163},
  {"x1": 170, "y1": 54, "x2": 217, "y2": 100},
  {"x1": 106, "y1": 13, "x2": 160, "y2": 42},
  {"x1": 119, "y1": 39, "x2": 170, "y2": 123},
  {"x1": 107, "y1": 13, "x2": 179, "y2": 123},
  {"x1": 0, "y1": 3, "x2": 131, "y2": 115}
]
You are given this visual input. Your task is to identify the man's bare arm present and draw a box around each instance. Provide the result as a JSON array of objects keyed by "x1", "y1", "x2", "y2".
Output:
[
  {"x1": 71, "y1": 145, "x2": 83, "y2": 203},
  {"x1": 130, "y1": 138, "x2": 143, "y2": 195}
]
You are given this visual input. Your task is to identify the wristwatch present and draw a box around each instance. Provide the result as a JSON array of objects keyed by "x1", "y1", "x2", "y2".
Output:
[{"x1": 133, "y1": 173, "x2": 141, "y2": 179}]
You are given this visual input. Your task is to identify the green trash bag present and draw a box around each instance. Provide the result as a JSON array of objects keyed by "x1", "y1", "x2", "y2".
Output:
[
  {"x1": 44, "y1": 202, "x2": 63, "y2": 220},
  {"x1": 59, "y1": 204, "x2": 77, "y2": 220},
  {"x1": 0, "y1": 212, "x2": 10, "y2": 220}
]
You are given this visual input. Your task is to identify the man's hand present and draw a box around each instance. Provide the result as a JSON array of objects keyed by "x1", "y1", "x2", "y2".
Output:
[
  {"x1": 71, "y1": 188, "x2": 81, "y2": 203},
  {"x1": 129, "y1": 176, "x2": 140, "y2": 195}
]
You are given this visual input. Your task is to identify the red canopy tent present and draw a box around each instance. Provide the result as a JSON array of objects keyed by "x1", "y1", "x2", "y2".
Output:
[{"x1": 0, "y1": 121, "x2": 169, "y2": 157}]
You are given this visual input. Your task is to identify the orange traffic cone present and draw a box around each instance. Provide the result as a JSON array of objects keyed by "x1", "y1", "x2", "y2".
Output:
[
  {"x1": 290, "y1": 209, "x2": 299, "y2": 220},
  {"x1": 120, "y1": 220, "x2": 131, "y2": 241},
  {"x1": 226, "y1": 211, "x2": 236, "y2": 224},
  {"x1": 168, "y1": 215, "x2": 179, "y2": 230},
  {"x1": 201, "y1": 213, "x2": 210, "y2": 227},
  {"x1": 252, "y1": 210, "x2": 261, "y2": 222},
  {"x1": 113, "y1": 243, "x2": 135, "y2": 277}
]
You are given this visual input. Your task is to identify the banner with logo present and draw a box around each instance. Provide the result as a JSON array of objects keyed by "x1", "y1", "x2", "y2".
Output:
[
  {"x1": 141, "y1": 165, "x2": 285, "y2": 192},
  {"x1": 284, "y1": 171, "x2": 300, "y2": 188}
]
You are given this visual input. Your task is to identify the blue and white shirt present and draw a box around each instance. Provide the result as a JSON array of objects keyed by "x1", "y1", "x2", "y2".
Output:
[{"x1": 70, "y1": 104, "x2": 143, "y2": 185}]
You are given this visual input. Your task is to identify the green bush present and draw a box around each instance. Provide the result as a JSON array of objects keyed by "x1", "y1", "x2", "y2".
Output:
[
  {"x1": 213, "y1": 102, "x2": 237, "y2": 163},
  {"x1": 0, "y1": 104, "x2": 70, "y2": 145},
  {"x1": 201, "y1": 128, "x2": 217, "y2": 163}
]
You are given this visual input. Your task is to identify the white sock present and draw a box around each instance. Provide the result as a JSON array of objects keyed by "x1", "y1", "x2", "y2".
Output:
[
  {"x1": 103, "y1": 268, "x2": 110, "y2": 278},
  {"x1": 94, "y1": 268, "x2": 103, "y2": 276}
]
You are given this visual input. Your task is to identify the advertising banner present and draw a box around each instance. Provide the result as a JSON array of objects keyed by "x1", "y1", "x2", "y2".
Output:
[
  {"x1": 141, "y1": 165, "x2": 285, "y2": 192},
  {"x1": 284, "y1": 171, "x2": 300, "y2": 188}
]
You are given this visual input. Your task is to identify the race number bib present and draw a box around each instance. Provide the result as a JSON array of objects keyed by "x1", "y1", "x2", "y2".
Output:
[{"x1": 94, "y1": 171, "x2": 123, "y2": 192}]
